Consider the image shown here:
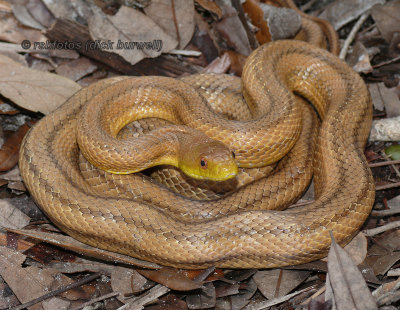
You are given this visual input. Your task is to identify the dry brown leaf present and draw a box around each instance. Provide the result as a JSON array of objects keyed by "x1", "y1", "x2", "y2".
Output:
[
  {"x1": 11, "y1": 0, "x2": 45, "y2": 30},
  {"x1": 202, "y1": 52, "x2": 231, "y2": 74},
  {"x1": 0, "y1": 54, "x2": 81, "y2": 114},
  {"x1": 111, "y1": 268, "x2": 153, "y2": 302},
  {"x1": 55, "y1": 57, "x2": 98, "y2": 81},
  {"x1": 371, "y1": 0, "x2": 400, "y2": 43},
  {"x1": 373, "y1": 277, "x2": 400, "y2": 306},
  {"x1": 42, "y1": 297, "x2": 70, "y2": 310},
  {"x1": 343, "y1": 232, "x2": 368, "y2": 265},
  {"x1": 186, "y1": 282, "x2": 216, "y2": 309},
  {"x1": 242, "y1": 0, "x2": 271, "y2": 44},
  {"x1": 258, "y1": 3, "x2": 301, "y2": 41},
  {"x1": 144, "y1": 0, "x2": 195, "y2": 49},
  {"x1": 41, "y1": 0, "x2": 90, "y2": 22},
  {"x1": 0, "y1": 123, "x2": 31, "y2": 171},
  {"x1": 137, "y1": 267, "x2": 203, "y2": 291},
  {"x1": 195, "y1": 0, "x2": 223, "y2": 19},
  {"x1": 326, "y1": 235, "x2": 378, "y2": 310},
  {"x1": 0, "y1": 12, "x2": 46, "y2": 44},
  {"x1": 0, "y1": 246, "x2": 74, "y2": 310},
  {"x1": 319, "y1": 0, "x2": 384, "y2": 30},
  {"x1": 88, "y1": 4, "x2": 177, "y2": 65},
  {"x1": 369, "y1": 82, "x2": 400, "y2": 118},
  {"x1": 0, "y1": 200, "x2": 30, "y2": 229},
  {"x1": 253, "y1": 269, "x2": 310, "y2": 299},
  {"x1": 347, "y1": 41, "x2": 373, "y2": 74},
  {"x1": 215, "y1": 0, "x2": 252, "y2": 56}
]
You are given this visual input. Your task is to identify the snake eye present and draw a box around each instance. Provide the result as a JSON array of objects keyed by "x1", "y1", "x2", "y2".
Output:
[{"x1": 200, "y1": 158, "x2": 207, "y2": 169}]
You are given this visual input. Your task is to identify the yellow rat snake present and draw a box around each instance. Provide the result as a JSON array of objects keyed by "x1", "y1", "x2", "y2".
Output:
[{"x1": 19, "y1": 39, "x2": 375, "y2": 269}]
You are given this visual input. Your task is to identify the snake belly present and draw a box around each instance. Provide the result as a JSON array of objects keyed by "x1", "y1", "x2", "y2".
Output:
[{"x1": 19, "y1": 40, "x2": 375, "y2": 269}]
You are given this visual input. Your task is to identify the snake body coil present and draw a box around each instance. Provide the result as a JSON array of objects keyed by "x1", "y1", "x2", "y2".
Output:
[{"x1": 19, "y1": 40, "x2": 375, "y2": 269}]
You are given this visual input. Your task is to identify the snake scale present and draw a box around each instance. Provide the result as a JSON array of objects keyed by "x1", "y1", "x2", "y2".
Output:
[{"x1": 19, "y1": 38, "x2": 375, "y2": 269}]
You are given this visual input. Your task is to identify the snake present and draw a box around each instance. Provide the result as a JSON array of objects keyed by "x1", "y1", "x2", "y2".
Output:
[{"x1": 19, "y1": 37, "x2": 375, "y2": 268}]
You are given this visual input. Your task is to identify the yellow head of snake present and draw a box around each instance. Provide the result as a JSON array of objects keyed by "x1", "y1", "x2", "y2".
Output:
[{"x1": 178, "y1": 136, "x2": 238, "y2": 181}]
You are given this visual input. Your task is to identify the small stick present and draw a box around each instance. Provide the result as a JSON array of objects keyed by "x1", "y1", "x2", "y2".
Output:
[
  {"x1": 10, "y1": 272, "x2": 102, "y2": 310},
  {"x1": 371, "y1": 208, "x2": 400, "y2": 217},
  {"x1": 118, "y1": 284, "x2": 170, "y2": 310},
  {"x1": 363, "y1": 221, "x2": 400, "y2": 236},
  {"x1": 339, "y1": 12, "x2": 370, "y2": 60},
  {"x1": 70, "y1": 292, "x2": 120, "y2": 310},
  {"x1": 301, "y1": 285, "x2": 326, "y2": 306},
  {"x1": 373, "y1": 54, "x2": 400, "y2": 69},
  {"x1": 369, "y1": 159, "x2": 400, "y2": 168},
  {"x1": 300, "y1": 0, "x2": 319, "y2": 12},
  {"x1": 375, "y1": 182, "x2": 400, "y2": 191},
  {"x1": 381, "y1": 152, "x2": 400, "y2": 178}
]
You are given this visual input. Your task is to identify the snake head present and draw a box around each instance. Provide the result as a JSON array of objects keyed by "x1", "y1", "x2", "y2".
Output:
[{"x1": 178, "y1": 134, "x2": 238, "y2": 181}]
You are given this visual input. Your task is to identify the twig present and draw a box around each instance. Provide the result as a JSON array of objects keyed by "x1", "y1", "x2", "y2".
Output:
[
  {"x1": 375, "y1": 182, "x2": 400, "y2": 191},
  {"x1": 300, "y1": 0, "x2": 319, "y2": 12},
  {"x1": 71, "y1": 292, "x2": 120, "y2": 310},
  {"x1": 369, "y1": 160, "x2": 400, "y2": 168},
  {"x1": 372, "y1": 54, "x2": 400, "y2": 69},
  {"x1": 339, "y1": 12, "x2": 370, "y2": 60},
  {"x1": 167, "y1": 49, "x2": 202, "y2": 57},
  {"x1": 118, "y1": 284, "x2": 170, "y2": 310},
  {"x1": 231, "y1": 0, "x2": 258, "y2": 49},
  {"x1": 243, "y1": 287, "x2": 313, "y2": 310},
  {"x1": 363, "y1": 221, "x2": 400, "y2": 236},
  {"x1": 381, "y1": 152, "x2": 400, "y2": 178},
  {"x1": 371, "y1": 208, "x2": 400, "y2": 217},
  {"x1": 387, "y1": 268, "x2": 400, "y2": 277},
  {"x1": 301, "y1": 285, "x2": 326, "y2": 306},
  {"x1": 10, "y1": 273, "x2": 102, "y2": 310}
]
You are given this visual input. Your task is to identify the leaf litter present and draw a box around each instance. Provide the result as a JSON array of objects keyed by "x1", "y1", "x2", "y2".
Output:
[{"x1": 0, "y1": 0, "x2": 399, "y2": 309}]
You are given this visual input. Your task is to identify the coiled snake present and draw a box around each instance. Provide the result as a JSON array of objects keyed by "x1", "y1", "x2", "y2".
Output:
[{"x1": 19, "y1": 39, "x2": 375, "y2": 269}]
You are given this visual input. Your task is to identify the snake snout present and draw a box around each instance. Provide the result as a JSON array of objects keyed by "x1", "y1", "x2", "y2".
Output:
[{"x1": 178, "y1": 133, "x2": 238, "y2": 181}]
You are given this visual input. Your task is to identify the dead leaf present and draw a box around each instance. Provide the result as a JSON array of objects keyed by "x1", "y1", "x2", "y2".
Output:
[
  {"x1": 11, "y1": 0, "x2": 45, "y2": 30},
  {"x1": 0, "y1": 123, "x2": 30, "y2": 171},
  {"x1": 186, "y1": 282, "x2": 216, "y2": 309},
  {"x1": 242, "y1": 0, "x2": 271, "y2": 44},
  {"x1": 41, "y1": 0, "x2": 90, "y2": 22},
  {"x1": 0, "y1": 246, "x2": 74, "y2": 310},
  {"x1": 215, "y1": 0, "x2": 252, "y2": 56},
  {"x1": 0, "y1": 54, "x2": 81, "y2": 114},
  {"x1": 0, "y1": 12, "x2": 46, "y2": 44},
  {"x1": 195, "y1": 0, "x2": 223, "y2": 19},
  {"x1": 253, "y1": 269, "x2": 310, "y2": 299},
  {"x1": 319, "y1": 0, "x2": 385, "y2": 30},
  {"x1": 0, "y1": 200, "x2": 30, "y2": 229},
  {"x1": 372, "y1": 277, "x2": 400, "y2": 306},
  {"x1": 258, "y1": 3, "x2": 301, "y2": 41},
  {"x1": 0, "y1": 277, "x2": 19, "y2": 309},
  {"x1": 347, "y1": 41, "x2": 373, "y2": 73},
  {"x1": 88, "y1": 4, "x2": 177, "y2": 65},
  {"x1": 369, "y1": 83, "x2": 400, "y2": 118},
  {"x1": 326, "y1": 235, "x2": 378, "y2": 310},
  {"x1": 202, "y1": 52, "x2": 231, "y2": 74},
  {"x1": 137, "y1": 267, "x2": 203, "y2": 291},
  {"x1": 111, "y1": 268, "x2": 153, "y2": 301},
  {"x1": 144, "y1": 0, "x2": 195, "y2": 49},
  {"x1": 371, "y1": 0, "x2": 400, "y2": 43},
  {"x1": 55, "y1": 57, "x2": 98, "y2": 81},
  {"x1": 343, "y1": 232, "x2": 368, "y2": 265},
  {"x1": 0, "y1": 230, "x2": 36, "y2": 251},
  {"x1": 42, "y1": 297, "x2": 70, "y2": 310}
]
